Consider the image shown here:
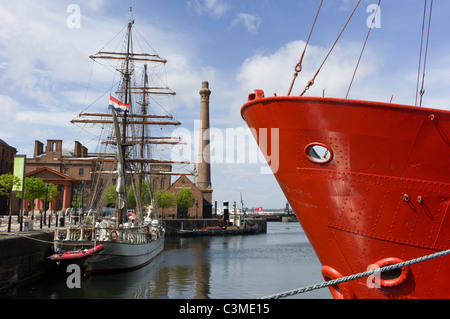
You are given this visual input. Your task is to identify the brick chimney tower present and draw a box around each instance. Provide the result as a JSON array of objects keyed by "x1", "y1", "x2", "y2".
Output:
[
  {"x1": 198, "y1": 81, "x2": 212, "y2": 190},
  {"x1": 197, "y1": 81, "x2": 213, "y2": 217}
]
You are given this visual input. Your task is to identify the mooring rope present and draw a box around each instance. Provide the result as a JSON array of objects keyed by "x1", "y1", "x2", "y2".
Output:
[{"x1": 259, "y1": 248, "x2": 450, "y2": 299}]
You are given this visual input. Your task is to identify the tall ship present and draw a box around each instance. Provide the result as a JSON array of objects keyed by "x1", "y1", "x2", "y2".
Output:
[
  {"x1": 241, "y1": 2, "x2": 449, "y2": 298},
  {"x1": 49, "y1": 9, "x2": 189, "y2": 275}
]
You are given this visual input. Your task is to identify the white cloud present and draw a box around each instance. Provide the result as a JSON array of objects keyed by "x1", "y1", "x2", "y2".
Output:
[
  {"x1": 190, "y1": 0, "x2": 231, "y2": 18},
  {"x1": 232, "y1": 13, "x2": 262, "y2": 35},
  {"x1": 0, "y1": 1, "x2": 110, "y2": 106},
  {"x1": 236, "y1": 40, "x2": 372, "y2": 98},
  {"x1": 85, "y1": 0, "x2": 106, "y2": 12},
  {"x1": 164, "y1": 53, "x2": 217, "y2": 112},
  {"x1": 0, "y1": 94, "x2": 20, "y2": 121}
]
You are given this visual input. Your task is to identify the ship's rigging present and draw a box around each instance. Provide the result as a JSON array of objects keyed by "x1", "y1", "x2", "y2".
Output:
[
  {"x1": 288, "y1": 0, "x2": 434, "y2": 108},
  {"x1": 71, "y1": 8, "x2": 192, "y2": 223}
]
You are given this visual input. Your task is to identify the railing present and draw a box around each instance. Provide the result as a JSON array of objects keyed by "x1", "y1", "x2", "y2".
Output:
[{"x1": 54, "y1": 223, "x2": 163, "y2": 244}]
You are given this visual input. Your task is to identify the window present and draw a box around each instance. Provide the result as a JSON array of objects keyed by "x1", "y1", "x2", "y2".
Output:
[{"x1": 79, "y1": 168, "x2": 84, "y2": 176}]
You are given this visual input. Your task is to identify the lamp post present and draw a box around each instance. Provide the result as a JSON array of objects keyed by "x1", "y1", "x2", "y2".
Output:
[
  {"x1": 43, "y1": 184, "x2": 49, "y2": 226},
  {"x1": 48, "y1": 188, "x2": 52, "y2": 228},
  {"x1": 195, "y1": 200, "x2": 198, "y2": 219},
  {"x1": 39, "y1": 197, "x2": 42, "y2": 229},
  {"x1": 74, "y1": 186, "x2": 78, "y2": 225}
]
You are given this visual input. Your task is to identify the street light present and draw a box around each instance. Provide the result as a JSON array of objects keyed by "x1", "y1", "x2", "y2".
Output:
[{"x1": 43, "y1": 184, "x2": 49, "y2": 226}]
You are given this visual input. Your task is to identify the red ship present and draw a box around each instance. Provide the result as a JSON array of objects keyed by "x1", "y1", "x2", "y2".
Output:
[
  {"x1": 242, "y1": 92, "x2": 449, "y2": 299},
  {"x1": 240, "y1": 2, "x2": 449, "y2": 299}
]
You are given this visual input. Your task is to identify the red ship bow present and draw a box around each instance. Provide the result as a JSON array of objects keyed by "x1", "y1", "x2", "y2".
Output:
[{"x1": 241, "y1": 91, "x2": 450, "y2": 299}]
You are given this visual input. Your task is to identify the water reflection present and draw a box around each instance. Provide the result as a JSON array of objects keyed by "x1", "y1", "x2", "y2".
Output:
[{"x1": 7, "y1": 223, "x2": 331, "y2": 299}]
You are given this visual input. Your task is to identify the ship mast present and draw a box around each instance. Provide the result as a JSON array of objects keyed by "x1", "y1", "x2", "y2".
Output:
[
  {"x1": 137, "y1": 64, "x2": 149, "y2": 220},
  {"x1": 116, "y1": 8, "x2": 133, "y2": 224},
  {"x1": 72, "y1": 7, "x2": 192, "y2": 224}
]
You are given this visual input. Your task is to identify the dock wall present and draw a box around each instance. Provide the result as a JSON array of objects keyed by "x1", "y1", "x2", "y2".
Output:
[{"x1": 0, "y1": 231, "x2": 54, "y2": 293}]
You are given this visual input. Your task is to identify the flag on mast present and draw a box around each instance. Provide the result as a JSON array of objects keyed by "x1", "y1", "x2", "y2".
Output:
[{"x1": 108, "y1": 95, "x2": 130, "y2": 112}]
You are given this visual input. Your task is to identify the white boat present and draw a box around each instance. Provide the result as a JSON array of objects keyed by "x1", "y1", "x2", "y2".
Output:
[
  {"x1": 49, "y1": 8, "x2": 186, "y2": 275},
  {"x1": 51, "y1": 212, "x2": 165, "y2": 274}
]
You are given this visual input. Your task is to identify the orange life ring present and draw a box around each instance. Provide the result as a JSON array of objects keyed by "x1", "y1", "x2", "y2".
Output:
[
  {"x1": 110, "y1": 230, "x2": 118, "y2": 242},
  {"x1": 321, "y1": 265, "x2": 356, "y2": 299},
  {"x1": 373, "y1": 257, "x2": 410, "y2": 288}
]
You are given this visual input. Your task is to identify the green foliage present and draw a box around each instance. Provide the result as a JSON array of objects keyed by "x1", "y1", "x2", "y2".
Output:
[
  {"x1": 16, "y1": 176, "x2": 56, "y2": 212},
  {"x1": 176, "y1": 188, "x2": 195, "y2": 212},
  {"x1": 71, "y1": 187, "x2": 86, "y2": 208},
  {"x1": 140, "y1": 180, "x2": 152, "y2": 206},
  {"x1": 104, "y1": 183, "x2": 117, "y2": 204},
  {"x1": 15, "y1": 177, "x2": 60, "y2": 211},
  {"x1": 0, "y1": 173, "x2": 21, "y2": 215},
  {"x1": 39, "y1": 183, "x2": 59, "y2": 211},
  {"x1": 127, "y1": 185, "x2": 136, "y2": 208},
  {"x1": 18, "y1": 176, "x2": 45, "y2": 202},
  {"x1": 0, "y1": 173, "x2": 21, "y2": 199},
  {"x1": 46, "y1": 184, "x2": 59, "y2": 203},
  {"x1": 104, "y1": 180, "x2": 152, "y2": 209},
  {"x1": 155, "y1": 189, "x2": 175, "y2": 209},
  {"x1": 127, "y1": 180, "x2": 152, "y2": 209}
]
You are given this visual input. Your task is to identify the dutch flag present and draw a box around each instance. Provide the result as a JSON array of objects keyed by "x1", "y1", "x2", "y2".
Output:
[{"x1": 108, "y1": 95, "x2": 130, "y2": 112}]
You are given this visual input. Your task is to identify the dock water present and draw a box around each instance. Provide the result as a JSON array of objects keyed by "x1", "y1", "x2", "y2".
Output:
[
  {"x1": 0, "y1": 217, "x2": 267, "y2": 292},
  {"x1": 1, "y1": 221, "x2": 328, "y2": 299}
]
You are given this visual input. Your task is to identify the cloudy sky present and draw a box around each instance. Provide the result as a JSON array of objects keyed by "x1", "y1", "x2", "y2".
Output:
[{"x1": 1, "y1": 0, "x2": 449, "y2": 209}]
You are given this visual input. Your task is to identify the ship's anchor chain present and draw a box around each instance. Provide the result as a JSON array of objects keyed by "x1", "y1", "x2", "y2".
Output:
[{"x1": 259, "y1": 248, "x2": 450, "y2": 299}]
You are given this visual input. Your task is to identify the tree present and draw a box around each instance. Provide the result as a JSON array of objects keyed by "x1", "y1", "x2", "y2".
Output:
[
  {"x1": 19, "y1": 176, "x2": 46, "y2": 215},
  {"x1": 176, "y1": 188, "x2": 195, "y2": 218},
  {"x1": 126, "y1": 184, "x2": 136, "y2": 208},
  {"x1": 0, "y1": 173, "x2": 21, "y2": 218},
  {"x1": 104, "y1": 183, "x2": 117, "y2": 205},
  {"x1": 72, "y1": 185, "x2": 86, "y2": 210},
  {"x1": 140, "y1": 180, "x2": 152, "y2": 207},
  {"x1": 41, "y1": 184, "x2": 59, "y2": 213},
  {"x1": 155, "y1": 189, "x2": 175, "y2": 217},
  {"x1": 125, "y1": 180, "x2": 152, "y2": 210}
]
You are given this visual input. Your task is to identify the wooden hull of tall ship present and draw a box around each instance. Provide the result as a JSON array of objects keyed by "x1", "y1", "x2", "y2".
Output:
[
  {"x1": 51, "y1": 226, "x2": 165, "y2": 275},
  {"x1": 241, "y1": 90, "x2": 450, "y2": 299}
]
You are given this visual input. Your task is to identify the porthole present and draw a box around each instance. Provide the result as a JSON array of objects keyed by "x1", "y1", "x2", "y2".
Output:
[{"x1": 305, "y1": 143, "x2": 333, "y2": 164}]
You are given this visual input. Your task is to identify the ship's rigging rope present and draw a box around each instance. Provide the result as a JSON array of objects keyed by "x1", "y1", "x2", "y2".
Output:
[
  {"x1": 290, "y1": 0, "x2": 434, "y2": 103},
  {"x1": 345, "y1": 0, "x2": 382, "y2": 99},
  {"x1": 287, "y1": 0, "x2": 323, "y2": 96},
  {"x1": 415, "y1": 0, "x2": 433, "y2": 107},
  {"x1": 259, "y1": 248, "x2": 450, "y2": 299},
  {"x1": 299, "y1": 0, "x2": 362, "y2": 96}
]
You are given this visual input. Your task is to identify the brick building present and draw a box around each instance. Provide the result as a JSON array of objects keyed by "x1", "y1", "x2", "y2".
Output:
[
  {"x1": 25, "y1": 139, "x2": 177, "y2": 214},
  {"x1": 160, "y1": 175, "x2": 206, "y2": 219},
  {"x1": 25, "y1": 139, "x2": 113, "y2": 212},
  {"x1": 149, "y1": 163, "x2": 172, "y2": 194},
  {"x1": 0, "y1": 139, "x2": 17, "y2": 214}
]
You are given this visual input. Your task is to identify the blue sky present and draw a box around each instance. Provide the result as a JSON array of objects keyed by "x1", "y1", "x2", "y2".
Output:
[{"x1": 1, "y1": 0, "x2": 449, "y2": 209}]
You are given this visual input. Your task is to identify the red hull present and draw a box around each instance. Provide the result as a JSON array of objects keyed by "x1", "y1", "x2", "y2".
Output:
[{"x1": 241, "y1": 91, "x2": 450, "y2": 299}]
